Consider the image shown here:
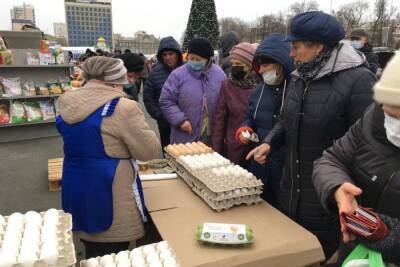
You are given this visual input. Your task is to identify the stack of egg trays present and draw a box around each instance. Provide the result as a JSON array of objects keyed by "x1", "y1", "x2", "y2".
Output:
[
  {"x1": 1, "y1": 211, "x2": 76, "y2": 267},
  {"x1": 165, "y1": 153, "x2": 264, "y2": 212}
]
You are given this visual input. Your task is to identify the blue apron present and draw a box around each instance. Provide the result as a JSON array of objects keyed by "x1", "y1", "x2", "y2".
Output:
[{"x1": 56, "y1": 98, "x2": 148, "y2": 233}]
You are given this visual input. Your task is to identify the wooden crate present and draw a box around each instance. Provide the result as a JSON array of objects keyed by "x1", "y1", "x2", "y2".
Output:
[{"x1": 48, "y1": 158, "x2": 63, "y2": 191}]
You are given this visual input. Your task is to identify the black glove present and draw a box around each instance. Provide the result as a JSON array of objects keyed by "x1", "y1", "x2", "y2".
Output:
[{"x1": 358, "y1": 213, "x2": 400, "y2": 264}]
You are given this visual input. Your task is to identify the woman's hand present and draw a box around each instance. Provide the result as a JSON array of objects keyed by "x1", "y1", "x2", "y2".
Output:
[
  {"x1": 334, "y1": 182, "x2": 362, "y2": 243},
  {"x1": 246, "y1": 143, "x2": 271, "y2": 164},
  {"x1": 181, "y1": 120, "x2": 193, "y2": 134}
]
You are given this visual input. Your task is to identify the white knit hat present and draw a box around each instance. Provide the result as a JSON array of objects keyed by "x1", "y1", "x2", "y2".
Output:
[{"x1": 374, "y1": 52, "x2": 400, "y2": 106}]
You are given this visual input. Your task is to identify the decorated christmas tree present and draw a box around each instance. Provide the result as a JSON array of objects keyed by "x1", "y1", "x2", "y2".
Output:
[{"x1": 182, "y1": 0, "x2": 219, "y2": 51}]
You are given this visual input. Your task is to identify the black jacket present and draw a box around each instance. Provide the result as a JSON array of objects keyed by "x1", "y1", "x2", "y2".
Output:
[
  {"x1": 313, "y1": 103, "x2": 400, "y2": 264},
  {"x1": 143, "y1": 37, "x2": 182, "y2": 126},
  {"x1": 263, "y1": 43, "x2": 375, "y2": 258},
  {"x1": 359, "y1": 43, "x2": 380, "y2": 74}
]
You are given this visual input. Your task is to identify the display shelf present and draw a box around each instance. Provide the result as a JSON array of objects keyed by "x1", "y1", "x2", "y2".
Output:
[
  {"x1": 0, "y1": 64, "x2": 73, "y2": 68},
  {"x1": 0, "y1": 94, "x2": 62, "y2": 100},
  {"x1": 0, "y1": 119, "x2": 55, "y2": 128}
]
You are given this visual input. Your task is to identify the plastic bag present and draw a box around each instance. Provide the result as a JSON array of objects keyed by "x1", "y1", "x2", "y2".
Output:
[
  {"x1": 23, "y1": 102, "x2": 42, "y2": 122},
  {"x1": 0, "y1": 101, "x2": 10, "y2": 125},
  {"x1": 39, "y1": 99, "x2": 55, "y2": 120},
  {"x1": 0, "y1": 77, "x2": 22, "y2": 96},
  {"x1": 22, "y1": 81, "x2": 36, "y2": 96},
  {"x1": 10, "y1": 101, "x2": 26, "y2": 123},
  {"x1": 47, "y1": 80, "x2": 62, "y2": 94},
  {"x1": 59, "y1": 77, "x2": 72, "y2": 92},
  {"x1": 342, "y1": 244, "x2": 385, "y2": 267},
  {"x1": 35, "y1": 83, "x2": 49, "y2": 96}
]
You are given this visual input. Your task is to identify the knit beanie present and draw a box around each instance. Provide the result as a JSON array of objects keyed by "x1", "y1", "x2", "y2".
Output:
[
  {"x1": 188, "y1": 37, "x2": 214, "y2": 59},
  {"x1": 374, "y1": 52, "x2": 400, "y2": 106},
  {"x1": 120, "y1": 53, "x2": 145, "y2": 73},
  {"x1": 82, "y1": 56, "x2": 128, "y2": 85},
  {"x1": 230, "y1": 42, "x2": 257, "y2": 68}
]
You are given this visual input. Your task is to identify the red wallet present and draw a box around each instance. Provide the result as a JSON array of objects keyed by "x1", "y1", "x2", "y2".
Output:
[{"x1": 340, "y1": 206, "x2": 389, "y2": 240}]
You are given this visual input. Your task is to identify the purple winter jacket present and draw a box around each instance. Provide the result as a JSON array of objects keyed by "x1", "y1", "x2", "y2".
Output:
[{"x1": 159, "y1": 63, "x2": 227, "y2": 144}]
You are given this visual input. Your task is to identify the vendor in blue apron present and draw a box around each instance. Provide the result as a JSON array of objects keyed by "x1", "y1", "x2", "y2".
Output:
[{"x1": 56, "y1": 56, "x2": 161, "y2": 258}]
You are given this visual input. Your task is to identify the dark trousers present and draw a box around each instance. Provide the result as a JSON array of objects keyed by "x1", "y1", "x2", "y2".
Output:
[
  {"x1": 81, "y1": 239, "x2": 130, "y2": 259},
  {"x1": 157, "y1": 122, "x2": 171, "y2": 152}
]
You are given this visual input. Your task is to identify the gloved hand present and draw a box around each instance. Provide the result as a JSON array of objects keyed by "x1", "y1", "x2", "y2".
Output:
[
  {"x1": 235, "y1": 126, "x2": 253, "y2": 145},
  {"x1": 358, "y1": 213, "x2": 400, "y2": 264}
]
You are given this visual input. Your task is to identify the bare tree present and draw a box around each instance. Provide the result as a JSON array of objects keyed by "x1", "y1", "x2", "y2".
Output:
[
  {"x1": 219, "y1": 17, "x2": 252, "y2": 41},
  {"x1": 290, "y1": 1, "x2": 319, "y2": 16},
  {"x1": 336, "y1": 0, "x2": 369, "y2": 33},
  {"x1": 371, "y1": 0, "x2": 397, "y2": 46}
]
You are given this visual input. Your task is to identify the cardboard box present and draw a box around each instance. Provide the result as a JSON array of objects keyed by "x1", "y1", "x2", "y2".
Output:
[{"x1": 142, "y1": 179, "x2": 324, "y2": 267}]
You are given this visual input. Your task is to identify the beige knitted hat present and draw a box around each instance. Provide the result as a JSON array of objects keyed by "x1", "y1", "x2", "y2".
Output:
[
  {"x1": 374, "y1": 52, "x2": 400, "y2": 106},
  {"x1": 82, "y1": 56, "x2": 128, "y2": 85}
]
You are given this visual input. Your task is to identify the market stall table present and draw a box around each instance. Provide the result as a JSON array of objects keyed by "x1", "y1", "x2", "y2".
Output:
[{"x1": 141, "y1": 178, "x2": 325, "y2": 267}]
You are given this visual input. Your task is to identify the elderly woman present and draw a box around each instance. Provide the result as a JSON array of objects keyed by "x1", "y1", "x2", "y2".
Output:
[
  {"x1": 312, "y1": 53, "x2": 400, "y2": 266},
  {"x1": 247, "y1": 11, "x2": 376, "y2": 258},
  {"x1": 211, "y1": 42, "x2": 258, "y2": 167},
  {"x1": 160, "y1": 37, "x2": 226, "y2": 145},
  {"x1": 56, "y1": 56, "x2": 161, "y2": 258}
]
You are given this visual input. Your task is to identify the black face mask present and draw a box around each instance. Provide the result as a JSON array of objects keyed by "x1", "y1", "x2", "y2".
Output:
[{"x1": 231, "y1": 65, "x2": 247, "y2": 80}]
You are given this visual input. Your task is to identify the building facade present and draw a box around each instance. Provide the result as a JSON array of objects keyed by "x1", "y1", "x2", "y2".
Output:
[
  {"x1": 53, "y1": 22, "x2": 68, "y2": 43},
  {"x1": 114, "y1": 31, "x2": 160, "y2": 55},
  {"x1": 10, "y1": 3, "x2": 36, "y2": 31},
  {"x1": 65, "y1": 0, "x2": 113, "y2": 47}
]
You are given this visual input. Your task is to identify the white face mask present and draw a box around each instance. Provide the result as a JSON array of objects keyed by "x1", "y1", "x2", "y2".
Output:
[
  {"x1": 262, "y1": 69, "x2": 278, "y2": 85},
  {"x1": 384, "y1": 113, "x2": 400, "y2": 148}
]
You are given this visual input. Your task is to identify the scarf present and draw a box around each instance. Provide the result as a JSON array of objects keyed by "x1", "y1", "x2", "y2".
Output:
[{"x1": 295, "y1": 46, "x2": 334, "y2": 82}]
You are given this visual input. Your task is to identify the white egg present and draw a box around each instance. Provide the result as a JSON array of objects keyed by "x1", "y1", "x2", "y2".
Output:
[
  {"x1": 145, "y1": 251, "x2": 159, "y2": 263},
  {"x1": 0, "y1": 253, "x2": 17, "y2": 267},
  {"x1": 129, "y1": 249, "x2": 142, "y2": 259},
  {"x1": 24, "y1": 211, "x2": 42, "y2": 225},
  {"x1": 100, "y1": 255, "x2": 114, "y2": 266},
  {"x1": 20, "y1": 240, "x2": 40, "y2": 253},
  {"x1": 0, "y1": 245, "x2": 19, "y2": 258},
  {"x1": 2, "y1": 234, "x2": 21, "y2": 250},
  {"x1": 39, "y1": 245, "x2": 59, "y2": 265},
  {"x1": 8, "y1": 212, "x2": 24, "y2": 224},
  {"x1": 104, "y1": 263, "x2": 116, "y2": 267},
  {"x1": 6, "y1": 222, "x2": 23, "y2": 235},
  {"x1": 18, "y1": 250, "x2": 38, "y2": 267},
  {"x1": 142, "y1": 245, "x2": 156, "y2": 256},
  {"x1": 116, "y1": 259, "x2": 130, "y2": 267},
  {"x1": 84, "y1": 258, "x2": 99, "y2": 267},
  {"x1": 148, "y1": 259, "x2": 163, "y2": 267},
  {"x1": 159, "y1": 249, "x2": 172, "y2": 260},
  {"x1": 163, "y1": 257, "x2": 178, "y2": 267},
  {"x1": 43, "y1": 209, "x2": 59, "y2": 225},
  {"x1": 131, "y1": 256, "x2": 145, "y2": 267},
  {"x1": 0, "y1": 215, "x2": 5, "y2": 226},
  {"x1": 115, "y1": 251, "x2": 129, "y2": 263}
]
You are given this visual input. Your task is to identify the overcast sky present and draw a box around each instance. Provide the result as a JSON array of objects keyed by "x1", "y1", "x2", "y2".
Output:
[{"x1": 1, "y1": 0, "x2": 399, "y2": 42}]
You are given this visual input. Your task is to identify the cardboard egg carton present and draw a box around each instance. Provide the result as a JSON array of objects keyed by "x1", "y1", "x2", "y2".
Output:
[
  {"x1": 79, "y1": 241, "x2": 182, "y2": 267},
  {"x1": 0, "y1": 210, "x2": 76, "y2": 267},
  {"x1": 165, "y1": 152, "x2": 264, "y2": 212},
  {"x1": 164, "y1": 142, "x2": 213, "y2": 158}
]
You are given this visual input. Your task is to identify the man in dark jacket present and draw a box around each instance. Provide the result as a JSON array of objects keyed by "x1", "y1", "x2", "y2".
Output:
[
  {"x1": 247, "y1": 11, "x2": 376, "y2": 259},
  {"x1": 350, "y1": 29, "x2": 380, "y2": 74},
  {"x1": 237, "y1": 33, "x2": 294, "y2": 207},
  {"x1": 219, "y1": 31, "x2": 240, "y2": 75},
  {"x1": 143, "y1": 36, "x2": 183, "y2": 149},
  {"x1": 312, "y1": 53, "x2": 400, "y2": 265}
]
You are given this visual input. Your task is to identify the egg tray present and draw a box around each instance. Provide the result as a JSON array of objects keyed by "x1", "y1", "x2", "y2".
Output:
[
  {"x1": 166, "y1": 153, "x2": 263, "y2": 195},
  {"x1": 79, "y1": 241, "x2": 182, "y2": 267},
  {"x1": 0, "y1": 211, "x2": 76, "y2": 267},
  {"x1": 165, "y1": 153, "x2": 264, "y2": 212}
]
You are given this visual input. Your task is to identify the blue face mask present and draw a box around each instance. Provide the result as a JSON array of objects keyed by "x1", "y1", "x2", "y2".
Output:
[
  {"x1": 351, "y1": 40, "x2": 363, "y2": 49},
  {"x1": 188, "y1": 60, "x2": 207, "y2": 71}
]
